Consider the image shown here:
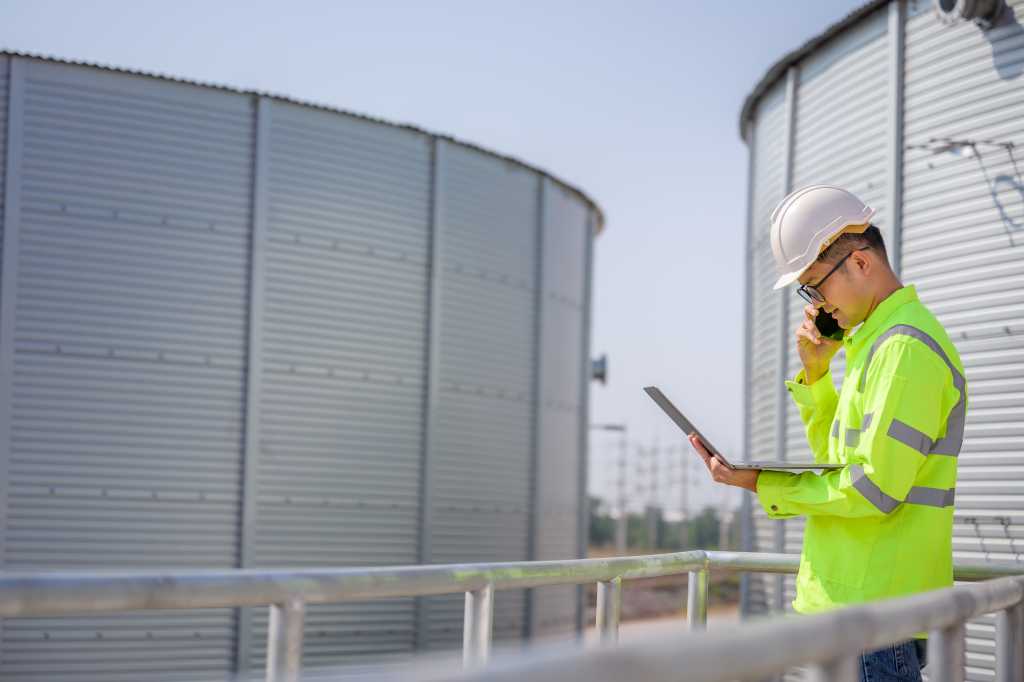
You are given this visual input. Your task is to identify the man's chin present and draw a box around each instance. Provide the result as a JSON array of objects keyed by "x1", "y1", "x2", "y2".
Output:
[{"x1": 837, "y1": 315, "x2": 864, "y2": 332}]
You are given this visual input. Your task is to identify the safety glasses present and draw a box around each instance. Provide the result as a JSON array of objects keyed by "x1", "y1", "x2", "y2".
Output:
[{"x1": 796, "y1": 248, "x2": 867, "y2": 304}]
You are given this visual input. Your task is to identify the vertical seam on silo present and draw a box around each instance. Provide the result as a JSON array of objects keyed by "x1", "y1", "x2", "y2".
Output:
[
  {"x1": 888, "y1": 0, "x2": 906, "y2": 276},
  {"x1": 415, "y1": 136, "x2": 444, "y2": 651},
  {"x1": 524, "y1": 176, "x2": 545, "y2": 640},
  {"x1": 740, "y1": 121, "x2": 758, "y2": 618},
  {"x1": 236, "y1": 94, "x2": 271, "y2": 674},
  {"x1": 773, "y1": 65, "x2": 799, "y2": 613},
  {"x1": 0, "y1": 55, "x2": 25, "y2": 577},
  {"x1": 0, "y1": 54, "x2": 25, "y2": 657},
  {"x1": 576, "y1": 207, "x2": 596, "y2": 634}
]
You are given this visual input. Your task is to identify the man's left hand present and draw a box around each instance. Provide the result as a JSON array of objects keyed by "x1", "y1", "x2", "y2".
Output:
[{"x1": 688, "y1": 434, "x2": 760, "y2": 492}]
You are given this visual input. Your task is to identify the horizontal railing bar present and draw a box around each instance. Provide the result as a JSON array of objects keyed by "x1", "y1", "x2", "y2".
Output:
[
  {"x1": 0, "y1": 551, "x2": 707, "y2": 617},
  {"x1": 702, "y1": 552, "x2": 1024, "y2": 580},
  {"x1": 399, "y1": 576, "x2": 1024, "y2": 682},
  {"x1": 701, "y1": 551, "x2": 799, "y2": 574},
  {"x1": 0, "y1": 550, "x2": 1017, "y2": 618},
  {"x1": 944, "y1": 561, "x2": 1024, "y2": 581}
]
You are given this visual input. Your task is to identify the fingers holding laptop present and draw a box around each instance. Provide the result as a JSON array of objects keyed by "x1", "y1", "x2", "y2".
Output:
[{"x1": 688, "y1": 434, "x2": 760, "y2": 492}]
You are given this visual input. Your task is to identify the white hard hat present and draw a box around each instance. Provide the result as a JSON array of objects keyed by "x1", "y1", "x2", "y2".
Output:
[{"x1": 769, "y1": 185, "x2": 875, "y2": 290}]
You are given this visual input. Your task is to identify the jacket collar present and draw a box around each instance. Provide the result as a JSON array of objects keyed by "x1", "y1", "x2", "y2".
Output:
[{"x1": 843, "y1": 284, "x2": 918, "y2": 354}]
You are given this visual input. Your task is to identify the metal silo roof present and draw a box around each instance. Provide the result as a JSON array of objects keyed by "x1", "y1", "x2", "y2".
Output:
[
  {"x1": 0, "y1": 48, "x2": 605, "y2": 231},
  {"x1": 738, "y1": 0, "x2": 891, "y2": 142}
]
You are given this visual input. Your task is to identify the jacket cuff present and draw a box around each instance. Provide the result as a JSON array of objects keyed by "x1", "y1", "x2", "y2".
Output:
[
  {"x1": 756, "y1": 470, "x2": 795, "y2": 519},
  {"x1": 785, "y1": 368, "x2": 837, "y2": 410}
]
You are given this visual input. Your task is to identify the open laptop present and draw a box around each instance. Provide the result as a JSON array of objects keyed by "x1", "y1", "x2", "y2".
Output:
[{"x1": 644, "y1": 386, "x2": 842, "y2": 471}]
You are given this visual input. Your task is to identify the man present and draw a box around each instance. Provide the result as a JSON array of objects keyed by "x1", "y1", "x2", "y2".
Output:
[{"x1": 690, "y1": 185, "x2": 966, "y2": 681}]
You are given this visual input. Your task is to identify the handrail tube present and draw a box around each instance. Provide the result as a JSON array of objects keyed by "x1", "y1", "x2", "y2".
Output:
[
  {"x1": 266, "y1": 599, "x2": 304, "y2": 682},
  {"x1": 595, "y1": 578, "x2": 622, "y2": 643},
  {"x1": 805, "y1": 656, "x2": 858, "y2": 682},
  {"x1": 462, "y1": 584, "x2": 494, "y2": 668},
  {"x1": 0, "y1": 550, "x2": 1018, "y2": 618},
  {"x1": 940, "y1": 561, "x2": 1024, "y2": 581},
  {"x1": 0, "y1": 550, "x2": 1020, "y2": 681},
  {"x1": 701, "y1": 551, "x2": 797, "y2": 574},
  {"x1": 996, "y1": 600, "x2": 1024, "y2": 682},
  {"x1": 399, "y1": 576, "x2": 1024, "y2": 682},
  {"x1": 0, "y1": 551, "x2": 708, "y2": 617},
  {"x1": 930, "y1": 621, "x2": 966, "y2": 682},
  {"x1": 686, "y1": 569, "x2": 708, "y2": 630}
]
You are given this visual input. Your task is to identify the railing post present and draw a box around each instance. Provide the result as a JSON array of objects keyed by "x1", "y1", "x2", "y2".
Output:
[
  {"x1": 266, "y1": 598, "x2": 304, "y2": 682},
  {"x1": 930, "y1": 621, "x2": 967, "y2": 682},
  {"x1": 596, "y1": 577, "x2": 622, "y2": 644},
  {"x1": 806, "y1": 655, "x2": 859, "y2": 682},
  {"x1": 687, "y1": 569, "x2": 709, "y2": 631},
  {"x1": 463, "y1": 583, "x2": 494, "y2": 668},
  {"x1": 996, "y1": 598, "x2": 1024, "y2": 682}
]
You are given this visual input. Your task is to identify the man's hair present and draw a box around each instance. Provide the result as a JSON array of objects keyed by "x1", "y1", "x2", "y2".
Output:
[{"x1": 817, "y1": 224, "x2": 888, "y2": 265}]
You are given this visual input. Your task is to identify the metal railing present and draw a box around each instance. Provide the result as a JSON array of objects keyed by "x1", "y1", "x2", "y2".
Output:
[
  {"x1": 0, "y1": 551, "x2": 1020, "y2": 682},
  {"x1": 404, "y1": 573, "x2": 1024, "y2": 682}
]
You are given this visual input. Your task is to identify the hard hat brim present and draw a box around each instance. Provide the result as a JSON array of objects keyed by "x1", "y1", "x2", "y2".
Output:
[
  {"x1": 773, "y1": 269, "x2": 804, "y2": 290},
  {"x1": 770, "y1": 220, "x2": 874, "y2": 291}
]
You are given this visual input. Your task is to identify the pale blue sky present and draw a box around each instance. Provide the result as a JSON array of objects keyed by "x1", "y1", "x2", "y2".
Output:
[{"x1": 0, "y1": 0, "x2": 867, "y2": 515}]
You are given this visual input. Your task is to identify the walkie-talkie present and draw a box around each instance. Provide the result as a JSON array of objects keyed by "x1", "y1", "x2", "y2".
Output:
[{"x1": 815, "y1": 309, "x2": 844, "y2": 341}]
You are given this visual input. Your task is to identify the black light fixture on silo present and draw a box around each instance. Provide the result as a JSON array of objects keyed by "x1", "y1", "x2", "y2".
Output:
[{"x1": 933, "y1": 0, "x2": 1008, "y2": 29}]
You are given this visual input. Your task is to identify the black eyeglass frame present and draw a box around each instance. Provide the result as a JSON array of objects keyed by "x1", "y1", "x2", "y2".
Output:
[{"x1": 796, "y1": 248, "x2": 869, "y2": 304}]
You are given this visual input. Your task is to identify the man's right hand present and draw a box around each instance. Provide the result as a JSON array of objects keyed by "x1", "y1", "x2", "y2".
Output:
[{"x1": 796, "y1": 304, "x2": 842, "y2": 384}]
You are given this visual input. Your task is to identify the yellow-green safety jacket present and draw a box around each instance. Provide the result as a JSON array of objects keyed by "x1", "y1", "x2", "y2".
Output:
[{"x1": 756, "y1": 285, "x2": 967, "y2": 626}]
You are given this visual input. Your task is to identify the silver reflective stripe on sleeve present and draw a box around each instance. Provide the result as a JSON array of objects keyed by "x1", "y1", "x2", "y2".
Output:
[
  {"x1": 858, "y1": 324, "x2": 966, "y2": 457},
  {"x1": 844, "y1": 412, "x2": 874, "y2": 448},
  {"x1": 850, "y1": 464, "x2": 955, "y2": 512},
  {"x1": 887, "y1": 418, "x2": 934, "y2": 456},
  {"x1": 905, "y1": 486, "x2": 955, "y2": 508},
  {"x1": 850, "y1": 464, "x2": 900, "y2": 513},
  {"x1": 831, "y1": 420, "x2": 840, "y2": 438}
]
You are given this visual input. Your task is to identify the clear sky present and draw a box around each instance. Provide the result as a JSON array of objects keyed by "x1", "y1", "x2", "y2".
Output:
[{"x1": 0, "y1": 0, "x2": 867, "y2": 517}]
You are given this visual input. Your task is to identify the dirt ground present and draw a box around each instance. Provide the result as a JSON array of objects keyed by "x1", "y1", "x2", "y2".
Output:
[
  {"x1": 582, "y1": 603, "x2": 740, "y2": 646},
  {"x1": 583, "y1": 567, "x2": 740, "y2": 623}
]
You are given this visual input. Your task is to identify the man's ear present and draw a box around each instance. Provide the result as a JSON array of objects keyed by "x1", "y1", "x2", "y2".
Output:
[{"x1": 851, "y1": 249, "x2": 873, "y2": 278}]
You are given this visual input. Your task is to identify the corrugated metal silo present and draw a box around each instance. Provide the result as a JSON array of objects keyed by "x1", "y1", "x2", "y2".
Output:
[
  {"x1": 903, "y1": 0, "x2": 1024, "y2": 673},
  {"x1": 746, "y1": 80, "x2": 788, "y2": 615},
  {"x1": 740, "y1": 1, "x2": 1024, "y2": 678},
  {"x1": 0, "y1": 53, "x2": 601, "y2": 680}
]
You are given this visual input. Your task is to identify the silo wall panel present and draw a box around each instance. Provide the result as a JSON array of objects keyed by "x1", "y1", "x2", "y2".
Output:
[
  {"x1": 0, "y1": 49, "x2": 600, "y2": 678},
  {"x1": 783, "y1": 6, "x2": 890, "y2": 610},
  {"x1": 747, "y1": 81, "x2": 787, "y2": 616},
  {"x1": 246, "y1": 100, "x2": 432, "y2": 671},
  {"x1": 422, "y1": 142, "x2": 538, "y2": 648},
  {"x1": 903, "y1": 0, "x2": 1024, "y2": 676},
  {"x1": 529, "y1": 180, "x2": 588, "y2": 638},
  {"x1": 0, "y1": 54, "x2": 8, "y2": 303},
  {"x1": 1, "y1": 58, "x2": 251, "y2": 681}
]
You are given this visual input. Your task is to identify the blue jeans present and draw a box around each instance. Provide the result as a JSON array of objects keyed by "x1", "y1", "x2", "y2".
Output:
[{"x1": 859, "y1": 639, "x2": 927, "y2": 682}]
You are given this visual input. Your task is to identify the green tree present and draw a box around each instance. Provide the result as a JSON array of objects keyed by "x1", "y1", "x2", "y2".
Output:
[
  {"x1": 588, "y1": 496, "x2": 615, "y2": 547},
  {"x1": 690, "y1": 507, "x2": 720, "y2": 549}
]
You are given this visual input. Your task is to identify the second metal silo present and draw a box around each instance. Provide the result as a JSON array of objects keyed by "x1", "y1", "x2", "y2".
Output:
[
  {"x1": 0, "y1": 52, "x2": 601, "y2": 680},
  {"x1": 740, "y1": 1, "x2": 1024, "y2": 677}
]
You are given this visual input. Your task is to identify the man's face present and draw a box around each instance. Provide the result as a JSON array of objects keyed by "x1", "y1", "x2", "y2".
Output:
[{"x1": 798, "y1": 249, "x2": 874, "y2": 331}]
